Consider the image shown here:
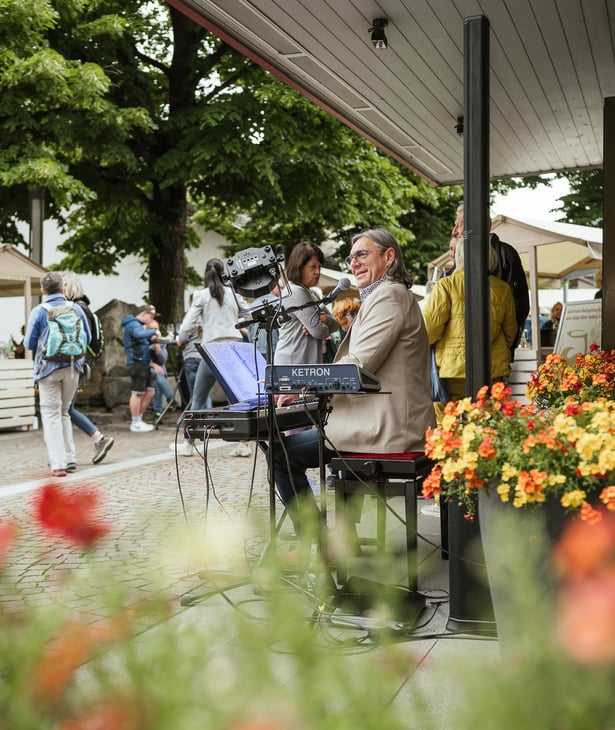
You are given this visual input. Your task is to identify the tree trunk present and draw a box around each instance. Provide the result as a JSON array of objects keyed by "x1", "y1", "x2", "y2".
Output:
[
  {"x1": 148, "y1": 180, "x2": 188, "y2": 325},
  {"x1": 146, "y1": 8, "x2": 206, "y2": 326}
]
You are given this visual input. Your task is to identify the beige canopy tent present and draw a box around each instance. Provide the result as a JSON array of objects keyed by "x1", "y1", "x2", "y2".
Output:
[
  {"x1": 428, "y1": 216, "x2": 602, "y2": 282},
  {"x1": 0, "y1": 244, "x2": 47, "y2": 354},
  {"x1": 427, "y1": 215, "x2": 602, "y2": 343}
]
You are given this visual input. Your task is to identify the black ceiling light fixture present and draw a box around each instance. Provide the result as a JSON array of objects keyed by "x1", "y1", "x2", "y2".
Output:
[{"x1": 369, "y1": 18, "x2": 388, "y2": 49}]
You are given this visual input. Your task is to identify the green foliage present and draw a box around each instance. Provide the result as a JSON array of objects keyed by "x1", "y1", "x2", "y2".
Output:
[
  {"x1": 556, "y1": 169, "x2": 603, "y2": 227},
  {"x1": 0, "y1": 0, "x2": 461, "y2": 321},
  {"x1": 491, "y1": 170, "x2": 604, "y2": 228}
]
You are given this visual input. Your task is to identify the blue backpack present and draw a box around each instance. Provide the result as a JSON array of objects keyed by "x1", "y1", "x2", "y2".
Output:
[{"x1": 41, "y1": 302, "x2": 88, "y2": 362}]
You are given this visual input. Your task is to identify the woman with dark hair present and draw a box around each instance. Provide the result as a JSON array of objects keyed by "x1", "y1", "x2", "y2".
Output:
[
  {"x1": 175, "y1": 258, "x2": 250, "y2": 457},
  {"x1": 274, "y1": 241, "x2": 338, "y2": 364}
]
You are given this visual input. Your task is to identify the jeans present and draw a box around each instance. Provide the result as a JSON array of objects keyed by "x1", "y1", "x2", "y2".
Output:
[
  {"x1": 273, "y1": 428, "x2": 332, "y2": 537},
  {"x1": 152, "y1": 369, "x2": 174, "y2": 413},
  {"x1": 273, "y1": 428, "x2": 363, "y2": 537},
  {"x1": 191, "y1": 358, "x2": 215, "y2": 410},
  {"x1": 38, "y1": 366, "x2": 79, "y2": 470},
  {"x1": 182, "y1": 356, "x2": 200, "y2": 403},
  {"x1": 69, "y1": 373, "x2": 97, "y2": 439}
]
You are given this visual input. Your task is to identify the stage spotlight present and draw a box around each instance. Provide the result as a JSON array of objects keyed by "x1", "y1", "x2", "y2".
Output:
[{"x1": 225, "y1": 246, "x2": 283, "y2": 298}]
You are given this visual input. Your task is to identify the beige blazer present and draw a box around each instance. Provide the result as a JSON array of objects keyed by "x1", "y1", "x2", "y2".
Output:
[{"x1": 325, "y1": 280, "x2": 435, "y2": 454}]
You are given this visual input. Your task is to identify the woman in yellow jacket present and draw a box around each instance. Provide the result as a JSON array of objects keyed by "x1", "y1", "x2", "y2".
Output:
[{"x1": 423, "y1": 238, "x2": 518, "y2": 423}]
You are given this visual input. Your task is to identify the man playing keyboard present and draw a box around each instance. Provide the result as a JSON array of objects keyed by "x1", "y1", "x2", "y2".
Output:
[{"x1": 273, "y1": 228, "x2": 435, "y2": 547}]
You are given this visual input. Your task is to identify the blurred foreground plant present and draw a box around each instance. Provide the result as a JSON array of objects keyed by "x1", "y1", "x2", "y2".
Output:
[
  {"x1": 0, "y1": 483, "x2": 415, "y2": 730},
  {"x1": 436, "y1": 507, "x2": 615, "y2": 730}
]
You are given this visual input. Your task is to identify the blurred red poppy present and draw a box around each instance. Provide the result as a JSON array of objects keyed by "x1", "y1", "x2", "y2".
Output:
[{"x1": 33, "y1": 483, "x2": 110, "y2": 548}]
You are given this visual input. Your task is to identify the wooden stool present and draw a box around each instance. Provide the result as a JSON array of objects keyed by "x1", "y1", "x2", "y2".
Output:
[{"x1": 330, "y1": 452, "x2": 433, "y2": 590}]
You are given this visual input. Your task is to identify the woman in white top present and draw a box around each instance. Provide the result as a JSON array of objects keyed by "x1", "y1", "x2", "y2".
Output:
[
  {"x1": 274, "y1": 242, "x2": 338, "y2": 365},
  {"x1": 178, "y1": 259, "x2": 248, "y2": 410}
]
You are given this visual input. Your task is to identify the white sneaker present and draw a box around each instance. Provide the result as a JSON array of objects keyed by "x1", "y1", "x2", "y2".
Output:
[
  {"x1": 169, "y1": 441, "x2": 194, "y2": 457},
  {"x1": 421, "y1": 503, "x2": 441, "y2": 517},
  {"x1": 130, "y1": 421, "x2": 154, "y2": 432},
  {"x1": 229, "y1": 442, "x2": 251, "y2": 457}
]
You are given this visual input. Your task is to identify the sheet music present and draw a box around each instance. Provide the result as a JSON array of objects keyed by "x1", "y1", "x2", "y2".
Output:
[{"x1": 199, "y1": 341, "x2": 267, "y2": 404}]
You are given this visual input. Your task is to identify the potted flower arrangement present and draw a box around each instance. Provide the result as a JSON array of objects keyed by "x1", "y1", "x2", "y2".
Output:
[
  {"x1": 526, "y1": 344, "x2": 615, "y2": 408},
  {"x1": 422, "y1": 380, "x2": 615, "y2": 524}
]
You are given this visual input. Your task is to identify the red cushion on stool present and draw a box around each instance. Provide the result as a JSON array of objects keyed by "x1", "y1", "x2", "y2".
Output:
[{"x1": 339, "y1": 452, "x2": 424, "y2": 461}]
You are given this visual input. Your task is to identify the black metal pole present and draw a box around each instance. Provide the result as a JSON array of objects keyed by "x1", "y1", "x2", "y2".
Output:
[
  {"x1": 464, "y1": 16, "x2": 491, "y2": 394},
  {"x1": 446, "y1": 15, "x2": 496, "y2": 636},
  {"x1": 602, "y1": 97, "x2": 615, "y2": 352}
]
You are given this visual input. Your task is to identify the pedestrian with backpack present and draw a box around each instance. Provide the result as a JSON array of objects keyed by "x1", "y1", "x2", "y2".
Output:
[
  {"x1": 25, "y1": 272, "x2": 91, "y2": 478},
  {"x1": 62, "y1": 272, "x2": 115, "y2": 466}
]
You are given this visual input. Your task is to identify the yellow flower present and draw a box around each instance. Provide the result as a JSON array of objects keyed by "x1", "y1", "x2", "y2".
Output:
[
  {"x1": 500, "y1": 463, "x2": 518, "y2": 482},
  {"x1": 548, "y1": 473, "x2": 567, "y2": 486},
  {"x1": 561, "y1": 490, "x2": 587, "y2": 508}
]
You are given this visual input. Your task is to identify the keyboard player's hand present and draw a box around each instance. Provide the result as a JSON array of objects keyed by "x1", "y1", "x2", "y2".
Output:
[{"x1": 275, "y1": 393, "x2": 299, "y2": 407}]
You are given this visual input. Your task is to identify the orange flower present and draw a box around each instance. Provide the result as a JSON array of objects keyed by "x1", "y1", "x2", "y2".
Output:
[
  {"x1": 478, "y1": 437, "x2": 496, "y2": 459},
  {"x1": 491, "y1": 381, "x2": 512, "y2": 402},
  {"x1": 32, "y1": 610, "x2": 139, "y2": 705},
  {"x1": 552, "y1": 511, "x2": 615, "y2": 581},
  {"x1": 600, "y1": 486, "x2": 615, "y2": 511},
  {"x1": 422, "y1": 468, "x2": 442, "y2": 499},
  {"x1": 0, "y1": 520, "x2": 18, "y2": 568},
  {"x1": 32, "y1": 620, "x2": 97, "y2": 704},
  {"x1": 517, "y1": 469, "x2": 547, "y2": 496},
  {"x1": 554, "y1": 510, "x2": 615, "y2": 663},
  {"x1": 556, "y1": 570, "x2": 615, "y2": 665},
  {"x1": 33, "y1": 483, "x2": 110, "y2": 548},
  {"x1": 580, "y1": 502, "x2": 604, "y2": 525},
  {"x1": 59, "y1": 700, "x2": 142, "y2": 730}
]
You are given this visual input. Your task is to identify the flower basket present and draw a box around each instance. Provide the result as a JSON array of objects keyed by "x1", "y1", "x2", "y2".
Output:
[
  {"x1": 526, "y1": 345, "x2": 615, "y2": 409},
  {"x1": 423, "y1": 382, "x2": 615, "y2": 524}
]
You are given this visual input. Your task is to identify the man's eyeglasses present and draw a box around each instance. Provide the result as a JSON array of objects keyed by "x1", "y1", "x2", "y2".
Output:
[{"x1": 344, "y1": 249, "x2": 379, "y2": 266}]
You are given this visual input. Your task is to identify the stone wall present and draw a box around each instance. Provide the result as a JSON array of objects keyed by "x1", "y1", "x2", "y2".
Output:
[{"x1": 76, "y1": 299, "x2": 225, "y2": 413}]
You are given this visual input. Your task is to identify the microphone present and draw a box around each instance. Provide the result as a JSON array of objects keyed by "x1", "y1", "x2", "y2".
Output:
[{"x1": 321, "y1": 277, "x2": 351, "y2": 305}]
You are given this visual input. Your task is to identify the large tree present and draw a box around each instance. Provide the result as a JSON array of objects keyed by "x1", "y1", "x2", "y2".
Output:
[{"x1": 0, "y1": 0, "x2": 460, "y2": 321}]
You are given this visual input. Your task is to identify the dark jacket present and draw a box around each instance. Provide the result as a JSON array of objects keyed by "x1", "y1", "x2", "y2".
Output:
[
  {"x1": 490, "y1": 233, "x2": 530, "y2": 349},
  {"x1": 121, "y1": 315, "x2": 157, "y2": 365}
]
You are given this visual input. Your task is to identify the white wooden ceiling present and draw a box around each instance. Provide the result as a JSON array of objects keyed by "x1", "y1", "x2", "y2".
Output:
[{"x1": 167, "y1": 0, "x2": 615, "y2": 186}]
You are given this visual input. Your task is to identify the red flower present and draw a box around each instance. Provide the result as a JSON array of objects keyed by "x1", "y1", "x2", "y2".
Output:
[
  {"x1": 33, "y1": 483, "x2": 110, "y2": 548},
  {"x1": 0, "y1": 520, "x2": 18, "y2": 568}
]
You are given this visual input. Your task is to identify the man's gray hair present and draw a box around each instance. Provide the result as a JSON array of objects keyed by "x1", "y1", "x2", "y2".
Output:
[
  {"x1": 350, "y1": 228, "x2": 413, "y2": 287},
  {"x1": 40, "y1": 271, "x2": 64, "y2": 295}
]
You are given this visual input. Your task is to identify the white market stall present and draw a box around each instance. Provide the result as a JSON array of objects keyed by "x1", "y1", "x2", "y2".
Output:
[{"x1": 0, "y1": 244, "x2": 47, "y2": 429}]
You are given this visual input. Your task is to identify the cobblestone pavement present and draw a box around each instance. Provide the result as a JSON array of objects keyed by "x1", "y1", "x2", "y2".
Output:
[{"x1": 0, "y1": 414, "x2": 284, "y2": 621}]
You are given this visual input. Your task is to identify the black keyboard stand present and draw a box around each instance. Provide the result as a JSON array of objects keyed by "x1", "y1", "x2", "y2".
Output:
[{"x1": 180, "y1": 307, "x2": 284, "y2": 607}]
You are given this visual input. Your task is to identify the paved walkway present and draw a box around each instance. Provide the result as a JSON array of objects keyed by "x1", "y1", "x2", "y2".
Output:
[{"x1": 0, "y1": 414, "x2": 274, "y2": 619}]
